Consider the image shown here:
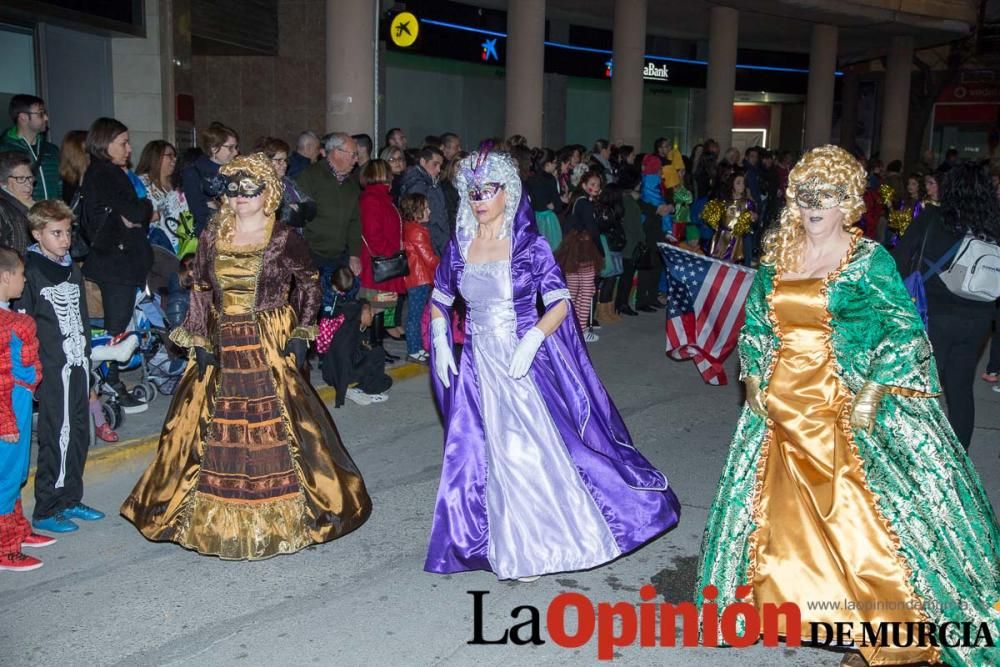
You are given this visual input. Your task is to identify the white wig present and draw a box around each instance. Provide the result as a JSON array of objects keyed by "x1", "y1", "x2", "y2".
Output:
[{"x1": 453, "y1": 149, "x2": 523, "y2": 259}]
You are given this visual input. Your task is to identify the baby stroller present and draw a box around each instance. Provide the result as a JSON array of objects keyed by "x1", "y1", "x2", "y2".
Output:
[{"x1": 90, "y1": 286, "x2": 179, "y2": 428}]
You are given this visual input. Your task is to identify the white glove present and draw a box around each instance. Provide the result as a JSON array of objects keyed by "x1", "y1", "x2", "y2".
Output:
[
  {"x1": 507, "y1": 327, "x2": 545, "y2": 379},
  {"x1": 431, "y1": 316, "x2": 457, "y2": 388}
]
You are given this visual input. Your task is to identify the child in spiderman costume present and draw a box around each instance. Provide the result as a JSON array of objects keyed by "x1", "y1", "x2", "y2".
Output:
[{"x1": 0, "y1": 247, "x2": 49, "y2": 572}]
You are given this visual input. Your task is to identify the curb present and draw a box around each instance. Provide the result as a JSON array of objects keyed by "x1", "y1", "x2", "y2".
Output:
[{"x1": 23, "y1": 362, "x2": 428, "y2": 497}]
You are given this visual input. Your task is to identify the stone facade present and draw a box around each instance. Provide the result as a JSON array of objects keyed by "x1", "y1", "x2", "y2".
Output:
[{"x1": 191, "y1": 0, "x2": 327, "y2": 149}]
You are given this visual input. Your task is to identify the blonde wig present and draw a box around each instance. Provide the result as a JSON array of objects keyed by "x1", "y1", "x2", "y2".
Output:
[
  {"x1": 213, "y1": 152, "x2": 284, "y2": 241},
  {"x1": 761, "y1": 144, "x2": 866, "y2": 272}
]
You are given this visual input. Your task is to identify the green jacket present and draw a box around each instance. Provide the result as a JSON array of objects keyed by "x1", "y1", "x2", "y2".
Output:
[
  {"x1": 294, "y1": 162, "x2": 361, "y2": 260},
  {"x1": 0, "y1": 127, "x2": 62, "y2": 201}
]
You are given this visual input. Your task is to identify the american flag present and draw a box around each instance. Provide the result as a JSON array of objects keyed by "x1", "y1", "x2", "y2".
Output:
[{"x1": 658, "y1": 243, "x2": 756, "y2": 385}]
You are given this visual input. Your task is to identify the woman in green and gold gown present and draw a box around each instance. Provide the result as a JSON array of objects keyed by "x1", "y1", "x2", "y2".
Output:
[
  {"x1": 121, "y1": 153, "x2": 371, "y2": 560},
  {"x1": 696, "y1": 145, "x2": 1000, "y2": 666}
]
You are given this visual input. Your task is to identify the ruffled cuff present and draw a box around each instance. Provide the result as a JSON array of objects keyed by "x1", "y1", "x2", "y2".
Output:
[
  {"x1": 289, "y1": 325, "x2": 318, "y2": 341},
  {"x1": 431, "y1": 288, "x2": 454, "y2": 307},
  {"x1": 169, "y1": 327, "x2": 212, "y2": 351},
  {"x1": 542, "y1": 288, "x2": 571, "y2": 307}
]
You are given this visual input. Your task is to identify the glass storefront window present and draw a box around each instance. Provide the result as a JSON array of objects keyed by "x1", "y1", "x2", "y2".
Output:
[{"x1": 0, "y1": 24, "x2": 36, "y2": 115}]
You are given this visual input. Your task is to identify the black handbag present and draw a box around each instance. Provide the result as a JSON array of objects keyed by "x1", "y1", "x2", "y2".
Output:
[
  {"x1": 364, "y1": 208, "x2": 409, "y2": 283},
  {"x1": 370, "y1": 250, "x2": 409, "y2": 283}
]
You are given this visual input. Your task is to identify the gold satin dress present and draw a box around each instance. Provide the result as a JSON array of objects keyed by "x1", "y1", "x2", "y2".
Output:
[
  {"x1": 749, "y1": 278, "x2": 937, "y2": 665},
  {"x1": 121, "y1": 245, "x2": 371, "y2": 560}
]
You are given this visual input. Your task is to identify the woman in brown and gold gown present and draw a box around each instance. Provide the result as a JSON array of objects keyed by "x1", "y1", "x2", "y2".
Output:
[{"x1": 121, "y1": 153, "x2": 371, "y2": 560}]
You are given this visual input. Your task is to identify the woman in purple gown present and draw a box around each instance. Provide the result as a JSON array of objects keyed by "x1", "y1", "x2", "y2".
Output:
[{"x1": 425, "y1": 148, "x2": 680, "y2": 581}]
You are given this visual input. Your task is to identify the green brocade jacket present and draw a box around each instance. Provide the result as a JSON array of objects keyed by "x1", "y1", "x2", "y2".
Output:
[{"x1": 695, "y1": 238, "x2": 1000, "y2": 667}]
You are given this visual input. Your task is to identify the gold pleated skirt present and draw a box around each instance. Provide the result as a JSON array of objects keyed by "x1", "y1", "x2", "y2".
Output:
[
  {"x1": 121, "y1": 306, "x2": 371, "y2": 560},
  {"x1": 748, "y1": 279, "x2": 938, "y2": 665}
]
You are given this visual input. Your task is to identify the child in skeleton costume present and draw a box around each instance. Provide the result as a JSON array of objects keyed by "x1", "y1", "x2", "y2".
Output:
[
  {"x1": 21, "y1": 200, "x2": 105, "y2": 533},
  {"x1": 0, "y1": 248, "x2": 51, "y2": 572}
]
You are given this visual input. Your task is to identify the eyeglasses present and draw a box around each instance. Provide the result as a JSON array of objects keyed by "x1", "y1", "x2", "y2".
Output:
[
  {"x1": 335, "y1": 148, "x2": 360, "y2": 159},
  {"x1": 387, "y1": 156, "x2": 403, "y2": 163},
  {"x1": 7, "y1": 175, "x2": 35, "y2": 185},
  {"x1": 221, "y1": 143, "x2": 239, "y2": 151},
  {"x1": 24, "y1": 109, "x2": 47, "y2": 117},
  {"x1": 163, "y1": 152, "x2": 177, "y2": 159}
]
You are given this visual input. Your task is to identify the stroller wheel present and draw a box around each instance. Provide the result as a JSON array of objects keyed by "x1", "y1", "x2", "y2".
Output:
[
  {"x1": 131, "y1": 382, "x2": 158, "y2": 404},
  {"x1": 102, "y1": 400, "x2": 124, "y2": 430}
]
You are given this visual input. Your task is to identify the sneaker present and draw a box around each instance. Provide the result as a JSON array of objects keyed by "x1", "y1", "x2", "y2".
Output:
[
  {"x1": 407, "y1": 350, "x2": 429, "y2": 364},
  {"x1": 369, "y1": 392, "x2": 389, "y2": 403},
  {"x1": 22, "y1": 533, "x2": 57, "y2": 548},
  {"x1": 517, "y1": 575, "x2": 541, "y2": 583},
  {"x1": 993, "y1": 384, "x2": 1000, "y2": 394},
  {"x1": 583, "y1": 329, "x2": 599, "y2": 343},
  {"x1": 95, "y1": 423, "x2": 119, "y2": 442},
  {"x1": 982, "y1": 372, "x2": 1000, "y2": 383},
  {"x1": 111, "y1": 383, "x2": 148, "y2": 414},
  {"x1": 0, "y1": 551, "x2": 42, "y2": 572},
  {"x1": 346, "y1": 387, "x2": 374, "y2": 406},
  {"x1": 62, "y1": 503, "x2": 105, "y2": 521},
  {"x1": 32, "y1": 513, "x2": 78, "y2": 533}
]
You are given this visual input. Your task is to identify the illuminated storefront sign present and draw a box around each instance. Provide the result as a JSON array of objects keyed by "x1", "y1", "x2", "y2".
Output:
[
  {"x1": 643, "y1": 61, "x2": 670, "y2": 81},
  {"x1": 603, "y1": 60, "x2": 671, "y2": 82}
]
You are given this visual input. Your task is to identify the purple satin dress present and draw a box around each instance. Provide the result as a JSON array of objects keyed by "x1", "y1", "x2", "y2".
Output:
[{"x1": 425, "y1": 194, "x2": 681, "y2": 579}]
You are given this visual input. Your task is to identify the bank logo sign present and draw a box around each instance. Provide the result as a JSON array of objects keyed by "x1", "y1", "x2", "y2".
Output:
[
  {"x1": 603, "y1": 59, "x2": 670, "y2": 82},
  {"x1": 391, "y1": 12, "x2": 419, "y2": 47},
  {"x1": 643, "y1": 62, "x2": 670, "y2": 81}
]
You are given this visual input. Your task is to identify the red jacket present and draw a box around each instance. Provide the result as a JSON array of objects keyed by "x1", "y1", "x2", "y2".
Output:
[
  {"x1": 403, "y1": 221, "x2": 439, "y2": 290},
  {"x1": 359, "y1": 183, "x2": 407, "y2": 293}
]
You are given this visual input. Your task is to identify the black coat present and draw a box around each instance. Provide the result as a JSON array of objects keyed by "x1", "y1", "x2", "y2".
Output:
[
  {"x1": 891, "y1": 206, "x2": 995, "y2": 320},
  {"x1": 80, "y1": 159, "x2": 154, "y2": 286},
  {"x1": 0, "y1": 189, "x2": 30, "y2": 256}
]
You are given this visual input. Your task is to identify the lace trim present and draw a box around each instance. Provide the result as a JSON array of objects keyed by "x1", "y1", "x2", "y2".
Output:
[
  {"x1": 542, "y1": 288, "x2": 571, "y2": 307},
  {"x1": 464, "y1": 259, "x2": 511, "y2": 275},
  {"x1": 169, "y1": 326, "x2": 211, "y2": 351},
  {"x1": 289, "y1": 325, "x2": 317, "y2": 341},
  {"x1": 431, "y1": 288, "x2": 454, "y2": 306}
]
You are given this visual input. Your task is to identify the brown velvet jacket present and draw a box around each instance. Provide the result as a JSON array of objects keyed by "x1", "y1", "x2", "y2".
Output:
[{"x1": 170, "y1": 222, "x2": 320, "y2": 351}]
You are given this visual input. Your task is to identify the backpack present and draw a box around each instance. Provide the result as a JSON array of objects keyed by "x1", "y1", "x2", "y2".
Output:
[{"x1": 938, "y1": 232, "x2": 1000, "y2": 302}]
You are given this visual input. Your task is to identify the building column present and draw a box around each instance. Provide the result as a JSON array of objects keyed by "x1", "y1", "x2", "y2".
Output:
[
  {"x1": 804, "y1": 23, "x2": 837, "y2": 149},
  {"x1": 839, "y1": 68, "x2": 860, "y2": 151},
  {"x1": 880, "y1": 36, "x2": 913, "y2": 166},
  {"x1": 505, "y1": 0, "x2": 546, "y2": 146},
  {"x1": 705, "y1": 6, "x2": 738, "y2": 149},
  {"x1": 609, "y1": 0, "x2": 647, "y2": 148},
  {"x1": 325, "y1": 0, "x2": 374, "y2": 134}
]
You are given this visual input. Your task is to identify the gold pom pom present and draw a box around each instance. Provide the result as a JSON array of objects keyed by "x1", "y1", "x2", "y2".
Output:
[
  {"x1": 879, "y1": 183, "x2": 895, "y2": 208},
  {"x1": 888, "y1": 208, "x2": 912, "y2": 235},
  {"x1": 700, "y1": 199, "x2": 724, "y2": 230},
  {"x1": 733, "y1": 210, "x2": 753, "y2": 236}
]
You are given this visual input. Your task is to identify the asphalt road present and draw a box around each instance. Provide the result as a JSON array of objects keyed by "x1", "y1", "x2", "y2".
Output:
[{"x1": 2, "y1": 313, "x2": 998, "y2": 667}]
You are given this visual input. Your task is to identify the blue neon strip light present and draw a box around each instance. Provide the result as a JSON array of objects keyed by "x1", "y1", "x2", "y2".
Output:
[{"x1": 419, "y1": 18, "x2": 843, "y2": 76}]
